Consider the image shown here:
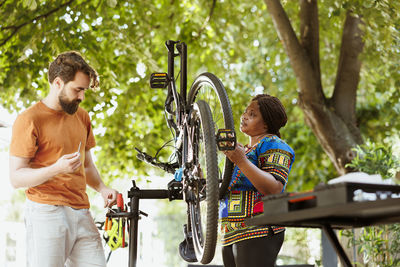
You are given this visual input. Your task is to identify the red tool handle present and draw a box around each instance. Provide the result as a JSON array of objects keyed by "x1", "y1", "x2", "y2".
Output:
[
  {"x1": 288, "y1": 191, "x2": 315, "y2": 203},
  {"x1": 105, "y1": 217, "x2": 109, "y2": 231},
  {"x1": 116, "y1": 193, "x2": 126, "y2": 248},
  {"x1": 117, "y1": 193, "x2": 124, "y2": 211}
]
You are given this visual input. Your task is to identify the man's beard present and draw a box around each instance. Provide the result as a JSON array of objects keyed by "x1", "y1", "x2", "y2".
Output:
[{"x1": 59, "y1": 88, "x2": 81, "y2": 115}]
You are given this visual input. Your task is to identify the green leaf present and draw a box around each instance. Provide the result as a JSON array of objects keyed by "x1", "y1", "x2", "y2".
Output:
[
  {"x1": 23, "y1": 0, "x2": 37, "y2": 10},
  {"x1": 106, "y1": 0, "x2": 117, "y2": 8}
]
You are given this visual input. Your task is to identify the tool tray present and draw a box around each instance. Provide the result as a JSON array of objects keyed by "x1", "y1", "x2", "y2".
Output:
[{"x1": 247, "y1": 182, "x2": 400, "y2": 228}]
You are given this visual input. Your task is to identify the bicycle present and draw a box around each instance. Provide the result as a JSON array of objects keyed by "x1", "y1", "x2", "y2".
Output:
[{"x1": 135, "y1": 40, "x2": 236, "y2": 264}]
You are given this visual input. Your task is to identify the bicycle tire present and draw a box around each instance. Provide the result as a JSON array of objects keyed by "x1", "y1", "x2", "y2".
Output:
[
  {"x1": 188, "y1": 72, "x2": 234, "y2": 199},
  {"x1": 188, "y1": 100, "x2": 219, "y2": 264}
]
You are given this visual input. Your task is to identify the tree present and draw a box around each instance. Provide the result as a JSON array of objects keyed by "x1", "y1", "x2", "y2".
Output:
[
  {"x1": 263, "y1": 0, "x2": 400, "y2": 174},
  {"x1": 1, "y1": 0, "x2": 399, "y2": 187}
]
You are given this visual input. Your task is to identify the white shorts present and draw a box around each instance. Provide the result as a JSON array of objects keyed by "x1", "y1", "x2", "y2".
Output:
[{"x1": 25, "y1": 199, "x2": 106, "y2": 267}]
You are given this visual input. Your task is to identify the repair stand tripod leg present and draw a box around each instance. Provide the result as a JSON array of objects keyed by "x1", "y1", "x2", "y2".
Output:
[
  {"x1": 322, "y1": 225, "x2": 353, "y2": 267},
  {"x1": 126, "y1": 180, "x2": 172, "y2": 267},
  {"x1": 128, "y1": 193, "x2": 139, "y2": 267}
]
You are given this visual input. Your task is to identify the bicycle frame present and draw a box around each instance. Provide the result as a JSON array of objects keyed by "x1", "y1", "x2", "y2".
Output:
[
  {"x1": 131, "y1": 40, "x2": 235, "y2": 265},
  {"x1": 165, "y1": 40, "x2": 210, "y2": 257},
  {"x1": 137, "y1": 40, "x2": 206, "y2": 179},
  {"x1": 164, "y1": 40, "x2": 192, "y2": 171},
  {"x1": 145, "y1": 40, "x2": 236, "y2": 176}
]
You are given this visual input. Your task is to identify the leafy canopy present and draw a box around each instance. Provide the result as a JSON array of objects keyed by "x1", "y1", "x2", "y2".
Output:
[{"x1": 1, "y1": 0, "x2": 399, "y2": 190}]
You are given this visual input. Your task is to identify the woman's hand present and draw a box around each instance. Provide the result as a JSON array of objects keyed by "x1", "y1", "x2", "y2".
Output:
[
  {"x1": 223, "y1": 143, "x2": 283, "y2": 195},
  {"x1": 223, "y1": 143, "x2": 248, "y2": 167}
]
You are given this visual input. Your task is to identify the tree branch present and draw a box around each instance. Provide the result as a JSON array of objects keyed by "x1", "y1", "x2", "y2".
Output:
[
  {"x1": 299, "y1": 0, "x2": 322, "y2": 86},
  {"x1": 192, "y1": 0, "x2": 216, "y2": 40},
  {"x1": 0, "y1": 0, "x2": 75, "y2": 47},
  {"x1": 0, "y1": 0, "x2": 7, "y2": 9},
  {"x1": 264, "y1": 0, "x2": 324, "y2": 104},
  {"x1": 200, "y1": 0, "x2": 216, "y2": 31},
  {"x1": 332, "y1": 12, "x2": 364, "y2": 126}
]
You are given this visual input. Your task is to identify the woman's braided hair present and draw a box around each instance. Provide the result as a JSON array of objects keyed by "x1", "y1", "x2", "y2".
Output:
[
  {"x1": 48, "y1": 51, "x2": 99, "y2": 89},
  {"x1": 252, "y1": 94, "x2": 287, "y2": 138}
]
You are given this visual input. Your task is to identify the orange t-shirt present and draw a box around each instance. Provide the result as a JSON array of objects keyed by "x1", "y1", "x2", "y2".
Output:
[{"x1": 10, "y1": 101, "x2": 96, "y2": 209}]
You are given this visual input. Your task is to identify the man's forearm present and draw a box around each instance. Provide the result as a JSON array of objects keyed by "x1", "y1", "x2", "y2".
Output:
[
  {"x1": 85, "y1": 164, "x2": 106, "y2": 192},
  {"x1": 10, "y1": 153, "x2": 81, "y2": 189},
  {"x1": 10, "y1": 164, "x2": 59, "y2": 189}
]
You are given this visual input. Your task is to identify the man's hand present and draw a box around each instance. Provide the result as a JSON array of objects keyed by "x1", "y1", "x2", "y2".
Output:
[
  {"x1": 55, "y1": 152, "x2": 82, "y2": 174},
  {"x1": 84, "y1": 149, "x2": 119, "y2": 208},
  {"x1": 100, "y1": 187, "x2": 119, "y2": 208}
]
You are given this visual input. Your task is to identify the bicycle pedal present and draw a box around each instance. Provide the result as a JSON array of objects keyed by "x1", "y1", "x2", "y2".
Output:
[
  {"x1": 216, "y1": 129, "x2": 236, "y2": 151},
  {"x1": 150, "y1": 73, "x2": 169, "y2": 88}
]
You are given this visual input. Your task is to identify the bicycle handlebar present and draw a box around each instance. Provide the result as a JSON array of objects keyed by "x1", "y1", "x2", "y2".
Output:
[{"x1": 135, "y1": 147, "x2": 177, "y2": 174}]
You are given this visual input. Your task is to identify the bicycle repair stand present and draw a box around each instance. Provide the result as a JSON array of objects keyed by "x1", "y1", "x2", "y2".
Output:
[{"x1": 106, "y1": 179, "x2": 183, "y2": 267}]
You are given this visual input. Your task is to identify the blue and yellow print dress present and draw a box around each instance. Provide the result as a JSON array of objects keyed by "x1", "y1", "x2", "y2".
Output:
[{"x1": 219, "y1": 135, "x2": 295, "y2": 246}]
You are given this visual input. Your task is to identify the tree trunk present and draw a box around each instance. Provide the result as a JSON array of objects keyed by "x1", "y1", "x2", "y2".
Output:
[{"x1": 264, "y1": 0, "x2": 364, "y2": 175}]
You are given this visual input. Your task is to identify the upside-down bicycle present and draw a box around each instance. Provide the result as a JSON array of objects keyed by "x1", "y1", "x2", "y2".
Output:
[{"x1": 107, "y1": 40, "x2": 236, "y2": 266}]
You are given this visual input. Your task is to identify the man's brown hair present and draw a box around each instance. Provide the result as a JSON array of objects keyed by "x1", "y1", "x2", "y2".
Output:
[{"x1": 48, "y1": 51, "x2": 99, "y2": 89}]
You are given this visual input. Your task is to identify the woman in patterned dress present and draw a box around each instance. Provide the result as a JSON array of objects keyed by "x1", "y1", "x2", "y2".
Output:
[{"x1": 220, "y1": 94, "x2": 295, "y2": 267}]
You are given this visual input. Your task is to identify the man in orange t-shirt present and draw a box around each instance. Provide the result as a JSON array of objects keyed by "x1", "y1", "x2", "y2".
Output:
[{"x1": 9, "y1": 51, "x2": 118, "y2": 267}]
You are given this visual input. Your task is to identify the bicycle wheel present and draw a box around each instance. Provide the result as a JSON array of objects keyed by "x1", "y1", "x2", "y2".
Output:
[
  {"x1": 188, "y1": 72, "x2": 234, "y2": 199},
  {"x1": 188, "y1": 100, "x2": 219, "y2": 264}
]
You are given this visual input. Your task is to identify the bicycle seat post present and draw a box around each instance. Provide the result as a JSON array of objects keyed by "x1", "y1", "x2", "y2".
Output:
[
  {"x1": 176, "y1": 42, "x2": 187, "y2": 107},
  {"x1": 165, "y1": 40, "x2": 184, "y2": 127},
  {"x1": 165, "y1": 40, "x2": 176, "y2": 83}
]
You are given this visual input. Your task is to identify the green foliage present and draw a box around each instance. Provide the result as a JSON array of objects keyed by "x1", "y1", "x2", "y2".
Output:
[
  {"x1": 2, "y1": 1, "x2": 400, "y2": 265},
  {"x1": 342, "y1": 139, "x2": 400, "y2": 266},
  {"x1": 284, "y1": 117, "x2": 336, "y2": 191},
  {"x1": 345, "y1": 140, "x2": 400, "y2": 179},
  {"x1": 342, "y1": 225, "x2": 400, "y2": 267},
  {"x1": 1, "y1": 0, "x2": 399, "y2": 190}
]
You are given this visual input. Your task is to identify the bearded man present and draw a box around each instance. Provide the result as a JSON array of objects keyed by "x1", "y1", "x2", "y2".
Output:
[{"x1": 9, "y1": 51, "x2": 118, "y2": 267}]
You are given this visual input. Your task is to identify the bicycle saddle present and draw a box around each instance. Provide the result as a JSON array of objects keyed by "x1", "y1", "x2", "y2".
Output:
[{"x1": 178, "y1": 224, "x2": 197, "y2": 262}]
